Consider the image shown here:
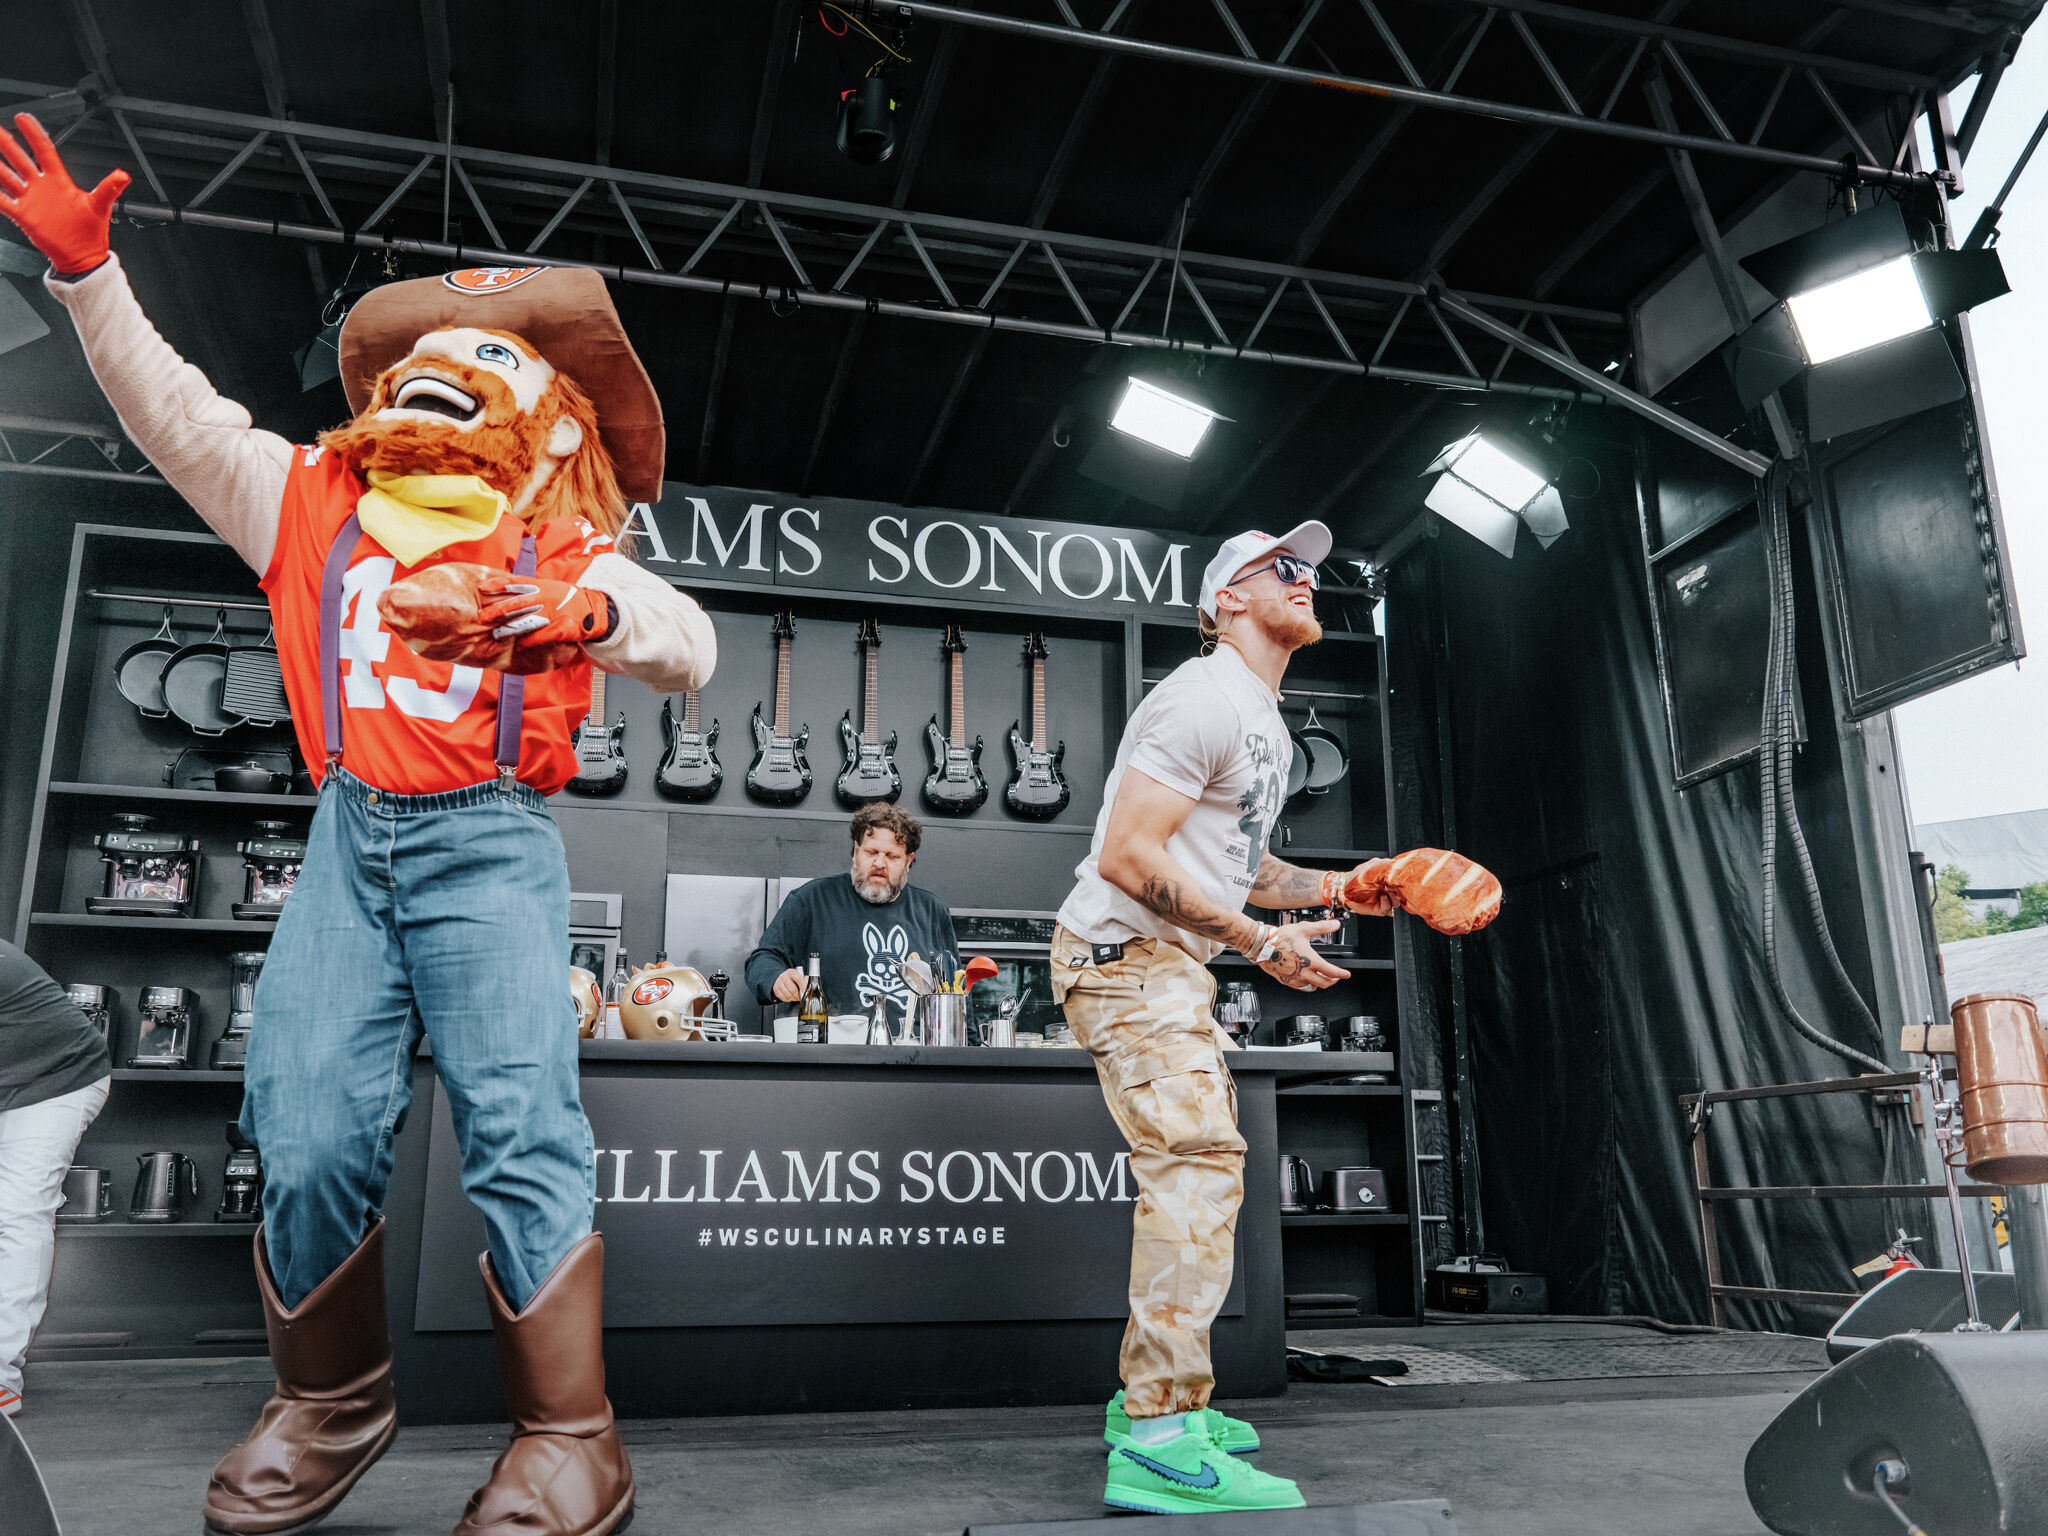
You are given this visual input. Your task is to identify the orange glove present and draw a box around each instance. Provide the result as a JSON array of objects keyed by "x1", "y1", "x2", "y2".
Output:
[
  {"x1": 0, "y1": 114, "x2": 129, "y2": 276},
  {"x1": 1342, "y1": 849, "x2": 1502, "y2": 936},
  {"x1": 477, "y1": 573, "x2": 614, "y2": 652}
]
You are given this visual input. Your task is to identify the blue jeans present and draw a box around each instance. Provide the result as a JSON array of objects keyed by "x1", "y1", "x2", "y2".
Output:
[{"x1": 242, "y1": 769, "x2": 594, "y2": 1311}]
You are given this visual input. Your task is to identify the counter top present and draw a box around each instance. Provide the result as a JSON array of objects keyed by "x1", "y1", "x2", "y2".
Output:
[{"x1": 569, "y1": 1039, "x2": 1397, "y2": 1084}]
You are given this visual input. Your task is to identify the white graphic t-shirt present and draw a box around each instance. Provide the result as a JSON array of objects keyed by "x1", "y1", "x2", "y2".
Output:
[{"x1": 1057, "y1": 644, "x2": 1291, "y2": 963}]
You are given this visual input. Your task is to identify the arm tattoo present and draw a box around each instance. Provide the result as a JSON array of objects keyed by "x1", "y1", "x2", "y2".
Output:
[
  {"x1": 1251, "y1": 853, "x2": 1328, "y2": 909},
  {"x1": 1135, "y1": 876, "x2": 1258, "y2": 951}
]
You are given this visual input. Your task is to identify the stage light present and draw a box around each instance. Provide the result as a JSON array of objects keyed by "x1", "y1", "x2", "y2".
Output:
[
  {"x1": 1422, "y1": 429, "x2": 1568, "y2": 558},
  {"x1": 1784, "y1": 255, "x2": 1933, "y2": 364},
  {"x1": 1109, "y1": 377, "x2": 1219, "y2": 458}
]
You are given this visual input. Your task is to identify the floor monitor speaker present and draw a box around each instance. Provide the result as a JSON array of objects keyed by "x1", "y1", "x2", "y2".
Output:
[
  {"x1": 0, "y1": 1412, "x2": 61, "y2": 1536},
  {"x1": 1746, "y1": 1332, "x2": 2048, "y2": 1535},
  {"x1": 1824, "y1": 1267, "x2": 2020, "y2": 1362}
]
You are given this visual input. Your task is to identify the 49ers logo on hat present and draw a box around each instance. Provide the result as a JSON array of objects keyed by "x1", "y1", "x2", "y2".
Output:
[
  {"x1": 442, "y1": 267, "x2": 542, "y2": 293},
  {"x1": 631, "y1": 977, "x2": 674, "y2": 1006}
]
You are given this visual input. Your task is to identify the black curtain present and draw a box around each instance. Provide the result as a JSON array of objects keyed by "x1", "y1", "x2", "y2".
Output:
[{"x1": 1386, "y1": 426, "x2": 1910, "y2": 1330}]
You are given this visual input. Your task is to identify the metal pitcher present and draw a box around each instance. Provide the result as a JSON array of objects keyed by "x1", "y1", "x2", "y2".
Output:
[
  {"x1": 977, "y1": 998, "x2": 1023, "y2": 1048},
  {"x1": 919, "y1": 994, "x2": 969, "y2": 1048}
]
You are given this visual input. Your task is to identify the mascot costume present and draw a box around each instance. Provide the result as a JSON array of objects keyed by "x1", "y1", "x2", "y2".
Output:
[{"x1": 0, "y1": 115, "x2": 715, "y2": 1536}]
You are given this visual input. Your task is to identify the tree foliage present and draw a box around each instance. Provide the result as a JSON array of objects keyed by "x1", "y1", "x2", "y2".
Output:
[{"x1": 1933, "y1": 862, "x2": 2048, "y2": 943}]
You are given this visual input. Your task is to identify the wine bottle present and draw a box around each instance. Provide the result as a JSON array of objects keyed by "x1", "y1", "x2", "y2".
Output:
[
  {"x1": 604, "y1": 948, "x2": 631, "y2": 1039},
  {"x1": 797, "y1": 952, "x2": 828, "y2": 1045}
]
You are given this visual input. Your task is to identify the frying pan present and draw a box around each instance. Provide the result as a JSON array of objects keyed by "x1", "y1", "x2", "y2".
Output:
[
  {"x1": 1298, "y1": 707, "x2": 1349, "y2": 796},
  {"x1": 161, "y1": 610, "x2": 242, "y2": 736},
  {"x1": 113, "y1": 608, "x2": 180, "y2": 719},
  {"x1": 221, "y1": 626, "x2": 290, "y2": 727},
  {"x1": 1285, "y1": 727, "x2": 1311, "y2": 800}
]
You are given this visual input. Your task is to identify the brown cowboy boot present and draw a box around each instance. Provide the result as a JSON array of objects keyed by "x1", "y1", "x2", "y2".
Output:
[
  {"x1": 204, "y1": 1221, "x2": 399, "y2": 1535},
  {"x1": 454, "y1": 1235, "x2": 633, "y2": 1536}
]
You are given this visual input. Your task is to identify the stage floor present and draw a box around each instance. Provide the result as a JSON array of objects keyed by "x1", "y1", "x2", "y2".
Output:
[{"x1": 18, "y1": 1321, "x2": 1823, "y2": 1534}]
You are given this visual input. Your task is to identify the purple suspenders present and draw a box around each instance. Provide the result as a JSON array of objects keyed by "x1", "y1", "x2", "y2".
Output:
[{"x1": 316, "y1": 512, "x2": 536, "y2": 792}]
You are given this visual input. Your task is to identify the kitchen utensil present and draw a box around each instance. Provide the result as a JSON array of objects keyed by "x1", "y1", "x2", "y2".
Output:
[
  {"x1": 977, "y1": 997, "x2": 1022, "y2": 1048},
  {"x1": 88, "y1": 812, "x2": 199, "y2": 918},
  {"x1": 56, "y1": 1166, "x2": 111, "y2": 1222},
  {"x1": 866, "y1": 997, "x2": 893, "y2": 1046},
  {"x1": 164, "y1": 746, "x2": 295, "y2": 793},
  {"x1": 161, "y1": 610, "x2": 242, "y2": 736},
  {"x1": 901, "y1": 954, "x2": 936, "y2": 996},
  {"x1": 214, "y1": 764, "x2": 286, "y2": 794},
  {"x1": 128, "y1": 985, "x2": 196, "y2": 1069},
  {"x1": 963, "y1": 954, "x2": 999, "y2": 989},
  {"x1": 953, "y1": 970, "x2": 966, "y2": 994},
  {"x1": 1279, "y1": 1014, "x2": 1328, "y2": 1049},
  {"x1": 1322, "y1": 1166, "x2": 1388, "y2": 1212},
  {"x1": 212, "y1": 950, "x2": 264, "y2": 1069},
  {"x1": 113, "y1": 607, "x2": 180, "y2": 718},
  {"x1": 215, "y1": 1124, "x2": 262, "y2": 1222},
  {"x1": 1284, "y1": 726, "x2": 1311, "y2": 801},
  {"x1": 63, "y1": 983, "x2": 113, "y2": 1045},
  {"x1": 221, "y1": 626, "x2": 290, "y2": 726},
  {"x1": 131, "y1": 1150, "x2": 199, "y2": 1222},
  {"x1": 235, "y1": 821, "x2": 306, "y2": 919},
  {"x1": 919, "y1": 993, "x2": 969, "y2": 1048},
  {"x1": 1280, "y1": 1154, "x2": 1317, "y2": 1212},
  {"x1": 1298, "y1": 707, "x2": 1349, "y2": 795}
]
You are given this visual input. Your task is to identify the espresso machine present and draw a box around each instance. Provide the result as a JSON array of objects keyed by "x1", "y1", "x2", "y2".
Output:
[
  {"x1": 215, "y1": 1124, "x2": 262, "y2": 1223},
  {"x1": 88, "y1": 812, "x2": 199, "y2": 918},
  {"x1": 64, "y1": 983, "x2": 114, "y2": 1045},
  {"x1": 129, "y1": 985, "x2": 197, "y2": 1069},
  {"x1": 235, "y1": 821, "x2": 306, "y2": 920},
  {"x1": 211, "y1": 951, "x2": 264, "y2": 1069}
]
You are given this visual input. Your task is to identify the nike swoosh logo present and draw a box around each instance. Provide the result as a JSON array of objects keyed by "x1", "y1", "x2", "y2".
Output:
[{"x1": 1118, "y1": 1448, "x2": 1221, "y2": 1489}]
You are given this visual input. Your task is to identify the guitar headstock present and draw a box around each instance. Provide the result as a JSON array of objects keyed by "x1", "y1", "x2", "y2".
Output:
[
  {"x1": 858, "y1": 616, "x2": 882, "y2": 648},
  {"x1": 941, "y1": 623, "x2": 968, "y2": 654},
  {"x1": 772, "y1": 610, "x2": 796, "y2": 641},
  {"x1": 1023, "y1": 631, "x2": 1048, "y2": 660}
]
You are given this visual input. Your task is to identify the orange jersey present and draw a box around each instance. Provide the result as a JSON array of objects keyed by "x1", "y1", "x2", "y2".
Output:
[{"x1": 260, "y1": 445, "x2": 613, "y2": 796}]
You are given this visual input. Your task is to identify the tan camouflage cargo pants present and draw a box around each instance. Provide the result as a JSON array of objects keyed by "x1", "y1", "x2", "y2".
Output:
[{"x1": 1051, "y1": 924, "x2": 1244, "y2": 1418}]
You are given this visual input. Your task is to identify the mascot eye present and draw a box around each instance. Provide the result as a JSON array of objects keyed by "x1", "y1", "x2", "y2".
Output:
[{"x1": 475, "y1": 341, "x2": 519, "y2": 368}]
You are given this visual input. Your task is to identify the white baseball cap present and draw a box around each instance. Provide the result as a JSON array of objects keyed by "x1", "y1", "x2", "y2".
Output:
[{"x1": 1198, "y1": 520, "x2": 1334, "y2": 619}]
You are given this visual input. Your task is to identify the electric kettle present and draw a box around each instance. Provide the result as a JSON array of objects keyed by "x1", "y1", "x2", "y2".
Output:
[
  {"x1": 1280, "y1": 1154, "x2": 1317, "y2": 1212},
  {"x1": 131, "y1": 1150, "x2": 199, "y2": 1223}
]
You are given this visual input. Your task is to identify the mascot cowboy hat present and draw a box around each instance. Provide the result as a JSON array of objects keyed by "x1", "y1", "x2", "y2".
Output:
[{"x1": 338, "y1": 264, "x2": 666, "y2": 503}]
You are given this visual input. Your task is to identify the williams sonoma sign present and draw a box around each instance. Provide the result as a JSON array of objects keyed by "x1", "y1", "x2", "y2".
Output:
[
  {"x1": 622, "y1": 483, "x2": 1222, "y2": 618},
  {"x1": 413, "y1": 1077, "x2": 1245, "y2": 1329}
]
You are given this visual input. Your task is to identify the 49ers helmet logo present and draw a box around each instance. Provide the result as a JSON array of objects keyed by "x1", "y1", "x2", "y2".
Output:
[
  {"x1": 442, "y1": 267, "x2": 542, "y2": 293},
  {"x1": 631, "y1": 977, "x2": 674, "y2": 1006}
]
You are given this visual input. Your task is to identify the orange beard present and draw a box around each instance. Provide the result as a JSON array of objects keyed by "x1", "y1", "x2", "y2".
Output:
[
  {"x1": 1242, "y1": 590, "x2": 1323, "y2": 651},
  {"x1": 318, "y1": 334, "x2": 627, "y2": 541}
]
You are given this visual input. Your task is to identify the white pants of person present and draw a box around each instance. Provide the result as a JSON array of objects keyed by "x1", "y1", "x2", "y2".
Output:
[{"x1": 0, "y1": 1076, "x2": 109, "y2": 1413}]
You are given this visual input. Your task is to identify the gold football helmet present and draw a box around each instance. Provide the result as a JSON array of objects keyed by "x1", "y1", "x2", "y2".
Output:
[{"x1": 618, "y1": 960, "x2": 715, "y2": 1042}]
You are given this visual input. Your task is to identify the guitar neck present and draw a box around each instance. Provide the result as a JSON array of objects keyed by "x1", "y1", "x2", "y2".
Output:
[
  {"x1": 587, "y1": 668, "x2": 606, "y2": 727},
  {"x1": 1031, "y1": 656, "x2": 1046, "y2": 751},
  {"x1": 863, "y1": 642, "x2": 880, "y2": 745},
  {"x1": 681, "y1": 689, "x2": 700, "y2": 733},
  {"x1": 774, "y1": 636, "x2": 792, "y2": 738},
  {"x1": 949, "y1": 651, "x2": 966, "y2": 749}
]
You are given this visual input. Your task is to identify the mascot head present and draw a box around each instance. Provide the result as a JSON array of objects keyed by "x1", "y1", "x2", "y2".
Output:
[{"x1": 326, "y1": 267, "x2": 664, "y2": 540}]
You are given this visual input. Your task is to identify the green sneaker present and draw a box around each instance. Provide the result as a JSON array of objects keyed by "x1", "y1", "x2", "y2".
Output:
[
  {"x1": 1103, "y1": 1390, "x2": 1260, "y2": 1454},
  {"x1": 1103, "y1": 1419, "x2": 1304, "y2": 1516}
]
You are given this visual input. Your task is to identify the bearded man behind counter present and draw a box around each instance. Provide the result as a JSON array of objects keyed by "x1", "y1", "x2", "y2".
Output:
[
  {"x1": 745, "y1": 803, "x2": 958, "y2": 1037},
  {"x1": 0, "y1": 116, "x2": 714, "y2": 1536}
]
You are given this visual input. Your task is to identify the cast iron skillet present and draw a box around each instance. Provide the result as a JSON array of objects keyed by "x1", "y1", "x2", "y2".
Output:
[
  {"x1": 1298, "y1": 707, "x2": 1349, "y2": 796},
  {"x1": 113, "y1": 608, "x2": 181, "y2": 719},
  {"x1": 160, "y1": 610, "x2": 243, "y2": 737},
  {"x1": 1285, "y1": 727, "x2": 1311, "y2": 800}
]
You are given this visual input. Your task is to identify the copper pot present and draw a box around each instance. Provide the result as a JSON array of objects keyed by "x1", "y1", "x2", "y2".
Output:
[{"x1": 1951, "y1": 991, "x2": 2048, "y2": 1185}]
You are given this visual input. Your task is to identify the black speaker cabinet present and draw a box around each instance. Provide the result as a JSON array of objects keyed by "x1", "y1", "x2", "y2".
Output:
[
  {"x1": 1746, "y1": 1332, "x2": 2048, "y2": 1536},
  {"x1": 1825, "y1": 1267, "x2": 2020, "y2": 1363}
]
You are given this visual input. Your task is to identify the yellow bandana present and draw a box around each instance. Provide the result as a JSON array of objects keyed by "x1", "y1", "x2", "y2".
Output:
[{"x1": 356, "y1": 472, "x2": 508, "y2": 566}]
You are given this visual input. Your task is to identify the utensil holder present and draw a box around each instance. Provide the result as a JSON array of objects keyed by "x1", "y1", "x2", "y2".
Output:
[{"x1": 919, "y1": 994, "x2": 968, "y2": 1048}]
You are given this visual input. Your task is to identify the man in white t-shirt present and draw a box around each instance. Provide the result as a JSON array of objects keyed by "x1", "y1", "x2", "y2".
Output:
[{"x1": 1053, "y1": 521, "x2": 1500, "y2": 1516}]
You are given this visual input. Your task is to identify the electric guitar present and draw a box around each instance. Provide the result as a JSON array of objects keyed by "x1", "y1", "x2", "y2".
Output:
[
  {"x1": 835, "y1": 617, "x2": 901, "y2": 807},
  {"x1": 745, "y1": 610, "x2": 812, "y2": 805},
  {"x1": 921, "y1": 623, "x2": 987, "y2": 816},
  {"x1": 655, "y1": 689, "x2": 721, "y2": 802},
  {"x1": 1004, "y1": 631, "x2": 1070, "y2": 820},
  {"x1": 566, "y1": 669, "x2": 627, "y2": 797}
]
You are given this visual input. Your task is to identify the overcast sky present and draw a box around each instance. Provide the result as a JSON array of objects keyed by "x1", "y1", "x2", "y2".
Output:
[{"x1": 1893, "y1": 53, "x2": 2048, "y2": 829}]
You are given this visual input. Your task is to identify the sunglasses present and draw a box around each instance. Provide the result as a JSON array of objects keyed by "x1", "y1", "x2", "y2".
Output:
[{"x1": 1232, "y1": 554, "x2": 1321, "y2": 591}]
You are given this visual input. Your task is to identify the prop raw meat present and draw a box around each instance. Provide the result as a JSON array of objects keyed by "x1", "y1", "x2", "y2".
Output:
[
  {"x1": 1343, "y1": 848, "x2": 1502, "y2": 935},
  {"x1": 377, "y1": 562, "x2": 580, "y2": 675}
]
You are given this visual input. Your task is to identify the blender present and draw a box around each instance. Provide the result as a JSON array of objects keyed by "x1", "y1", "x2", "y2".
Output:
[{"x1": 212, "y1": 950, "x2": 264, "y2": 1069}]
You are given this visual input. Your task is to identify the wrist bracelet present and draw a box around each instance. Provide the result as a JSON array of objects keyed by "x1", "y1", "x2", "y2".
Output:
[
  {"x1": 1244, "y1": 921, "x2": 1276, "y2": 962},
  {"x1": 1320, "y1": 869, "x2": 1347, "y2": 911}
]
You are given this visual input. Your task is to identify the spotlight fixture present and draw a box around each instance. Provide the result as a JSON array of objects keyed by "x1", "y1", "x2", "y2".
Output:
[
  {"x1": 1422, "y1": 429, "x2": 1567, "y2": 559},
  {"x1": 1723, "y1": 204, "x2": 2008, "y2": 440},
  {"x1": 837, "y1": 76, "x2": 897, "y2": 164},
  {"x1": 1108, "y1": 377, "x2": 1220, "y2": 458}
]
